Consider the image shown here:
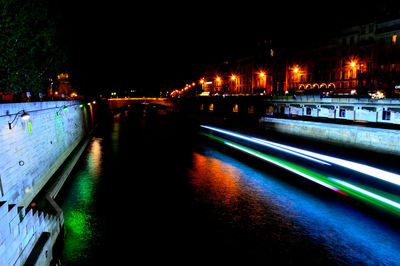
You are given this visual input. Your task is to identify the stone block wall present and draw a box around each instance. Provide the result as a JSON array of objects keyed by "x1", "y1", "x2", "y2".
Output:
[
  {"x1": 260, "y1": 117, "x2": 400, "y2": 155},
  {"x1": 0, "y1": 101, "x2": 94, "y2": 207},
  {"x1": 0, "y1": 100, "x2": 96, "y2": 265},
  {"x1": 0, "y1": 201, "x2": 60, "y2": 265}
]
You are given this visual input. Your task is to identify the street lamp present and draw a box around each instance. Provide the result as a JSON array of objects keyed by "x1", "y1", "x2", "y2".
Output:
[
  {"x1": 8, "y1": 110, "x2": 30, "y2": 129},
  {"x1": 230, "y1": 75, "x2": 237, "y2": 94},
  {"x1": 56, "y1": 105, "x2": 68, "y2": 116},
  {"x1": 259, "y1": 72, "x2": 266, "y2": 93},
  {"x1": 289, "y1": 66, "x2": 301, "y2": 94},
  {"x1": 200, "y1": 78, "x2": 205, "y2": 93},
  {"x1": 216, "y1": 77, "x2": 221, "y2": 94}
]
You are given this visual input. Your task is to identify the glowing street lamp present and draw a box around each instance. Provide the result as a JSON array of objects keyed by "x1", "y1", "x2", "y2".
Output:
[{"x1": 199, "y1": 79, "x2": 205, "y2": 93}]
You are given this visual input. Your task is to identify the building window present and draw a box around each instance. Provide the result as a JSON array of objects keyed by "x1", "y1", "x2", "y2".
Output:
[
  {"x1": 383, "y1": 110, "x2": 391, "y2": 120},
  {"x1": 393, "y1": 34, "x2": 398, "y2": 45},
  {"x1": 339, "y1": 108, "x2": 346, "y2": 118},
  {"x1": 248, "y1": 105, "x2": 254, "y2": 114}
]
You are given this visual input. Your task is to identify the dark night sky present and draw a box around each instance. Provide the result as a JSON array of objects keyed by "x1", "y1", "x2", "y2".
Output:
[{"x1": 56, "y1": 1, "x2": 400, "y2": 94}]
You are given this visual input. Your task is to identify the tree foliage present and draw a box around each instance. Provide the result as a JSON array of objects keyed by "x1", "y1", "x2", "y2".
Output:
[{"x1": 0, "y1": 0, "x2": 66, "y2": 95}]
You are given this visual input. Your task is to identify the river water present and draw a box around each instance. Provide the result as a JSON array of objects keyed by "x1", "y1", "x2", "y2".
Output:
[{"x1": 57, "y1": 106, "x2": 400, "y2": 265}]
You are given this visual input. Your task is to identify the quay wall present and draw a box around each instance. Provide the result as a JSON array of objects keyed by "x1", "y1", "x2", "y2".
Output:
[
  {"x1": 0, "y1": 100, "x2": 97, "y2": 265},
  {"x1": 183, "y1": 96, "x2": 400, "y2": 125},
  {"x1": 0, "y1": 101, "x2": 96, "y2": 207},
  {"x1": 260, "y1": 117, "x2": 400, "y2": 155}
]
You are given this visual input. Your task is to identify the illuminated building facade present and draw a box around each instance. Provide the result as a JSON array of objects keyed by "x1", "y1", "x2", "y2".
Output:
[
  {"x1": 57, "y1": 73, "x2": 73, "y2": 98},
  {"x1": 286, "y1": 19, "x2": 400, "y2": 96},
  {"x1": 202, "y1": 18, "x2": 400, "y2": 97},
  {"x1": 234, "y1": 56, "x2": 254, "y2": 95}
]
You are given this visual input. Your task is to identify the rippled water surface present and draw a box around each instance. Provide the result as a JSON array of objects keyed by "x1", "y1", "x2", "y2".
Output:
[{"x1": 58, "y1": 109, "x2": 400, "y2": 265}]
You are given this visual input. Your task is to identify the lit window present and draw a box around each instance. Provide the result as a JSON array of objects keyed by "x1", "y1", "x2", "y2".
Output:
[{"x1": 393, "y1": 34, "x2": 398, "y2": 45}]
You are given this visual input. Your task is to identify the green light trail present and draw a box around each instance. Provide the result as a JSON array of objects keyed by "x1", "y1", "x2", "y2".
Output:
[{"x1": 201, "y1": 132, "x2": 400, "y2": 217}]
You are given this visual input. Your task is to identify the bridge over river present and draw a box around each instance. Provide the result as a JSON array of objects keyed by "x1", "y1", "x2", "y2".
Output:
[
  {"x1": 107, "y1": 97, "x2": 174, "y2": 111},
  {"x1": 107, "y1": 96, "x2": 400, "y2": 126}
]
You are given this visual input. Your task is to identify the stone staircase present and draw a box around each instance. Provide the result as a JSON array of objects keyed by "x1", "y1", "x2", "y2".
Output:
[{"x1": 0, "y1": 201, "x2": 61, "y2": 265}]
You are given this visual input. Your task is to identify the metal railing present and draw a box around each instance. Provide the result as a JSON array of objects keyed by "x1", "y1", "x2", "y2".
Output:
[{"x1": 267, "y1": 98, "x2": 400, "y2": 125}]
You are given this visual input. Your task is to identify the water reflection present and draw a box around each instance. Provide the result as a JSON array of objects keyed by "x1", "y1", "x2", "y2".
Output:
[
  {"x1": 87, "y1": 137, "x2": 102, "y2": 177},
  {"x1": 61, "y1": 138, "x2": 103, "y2": 264},
  {"x1": 189, "y1": 152, "x2": 270, "y2": 229},
  {"x1": 111, "y1": 116, "x2": 120, "y2": 153},
  {"x1": 190, "y1": 152, "x2": 241, "y2": 205},
  {"x1": 189, "y1": 147, "x2": 400, "y2": 265},
  {"x1": 59, "y1": 108, "x2": 400, "y2": 265}
]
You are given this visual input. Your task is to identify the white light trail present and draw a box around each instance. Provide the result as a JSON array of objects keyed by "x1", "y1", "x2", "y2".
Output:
[
  {"x1": 328, "y1": 177, "x2": 400, "y2": 210},
  {"x1": 200, "y1": 125, "x2": 330, "y2": 166},
  {"x1": 224, "y1": 142, "x2": 339, "y2": 192},
  {"x1": 201, "y1": 125, "x2": 400, "y2": 186}
]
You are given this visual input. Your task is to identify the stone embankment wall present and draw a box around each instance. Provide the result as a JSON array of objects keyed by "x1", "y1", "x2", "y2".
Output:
[
  {"x1": 260, "y1": 117, "x2": 400, "y2": 155},
  {"x1": 0, "y1": 201, "x2": 60, "y2": 265},
  {"x1": 0, "y1": 101, "x2": 95, "y2": 206},
  {"x1": 0, "y1": 100, "x2": 96, "y2": 265}
]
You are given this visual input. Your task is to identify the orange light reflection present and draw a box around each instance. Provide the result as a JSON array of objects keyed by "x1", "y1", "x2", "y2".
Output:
[{"x1": 188, "y1": 152, "x2": 266, "y2": 224}]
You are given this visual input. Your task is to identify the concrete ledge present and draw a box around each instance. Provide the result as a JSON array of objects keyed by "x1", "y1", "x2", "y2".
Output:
[
  {"x1": 260, "y1": 117, "x2": 400, "y2": 155},
  {"x1": 24, "y1": 232, "x2": 51, "y2": 266}
]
